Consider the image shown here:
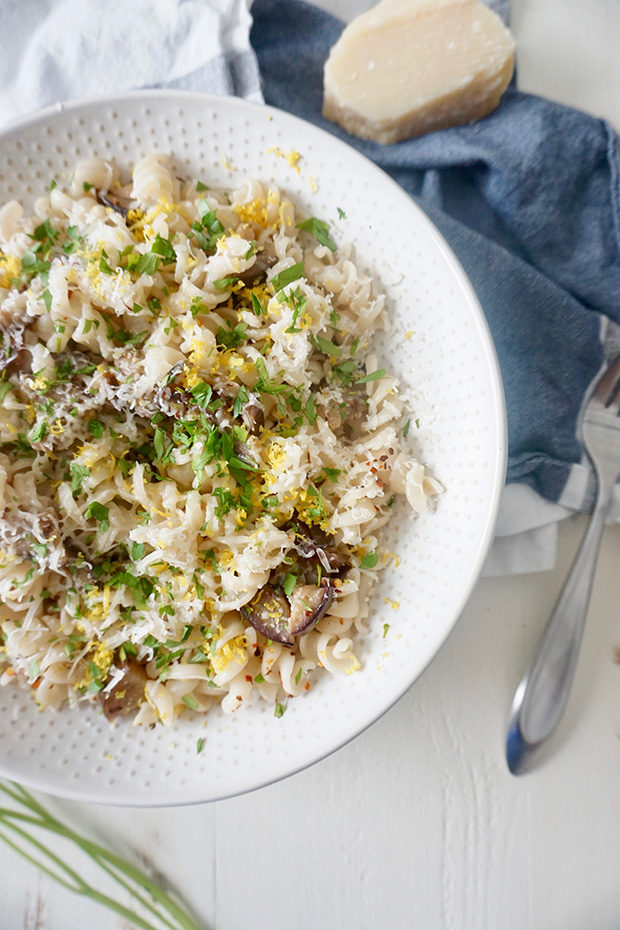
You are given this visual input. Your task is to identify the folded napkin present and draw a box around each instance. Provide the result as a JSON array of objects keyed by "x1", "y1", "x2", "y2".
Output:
[
  {"x1": 0, "y1": 0, "x2": 261, "y2": 127},
  {"x1": 1, "y1": 0, "x2": 619, "y2": 575},
  {"x1": 251, "y1": 0, "x2": 620, "y2": 573}
]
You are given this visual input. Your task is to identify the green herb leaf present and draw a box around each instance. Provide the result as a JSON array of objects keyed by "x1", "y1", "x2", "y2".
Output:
[
  {"x1": 233, "y1": 384, "x2": 249, "y2": 419},
  {"x1": 214, "y1": 275, "x2": 239, "y2": 291},
  {"x1": 356, "y1": 369, "x2": 386, "y2": 384},
  {"x1": 82, "y1": 181, "x2": 93, "y2": 191},
  {"x1": 69, "y1": 463, "x2": 89, "y2": 495},
  {"x1": 182, "y1": 694, "x2": 199, "y2": 711},
  {"x1": 270, "y1": 261, "x2": 304, "y2": 292},
  {"x1": 151, "y1": 234, "x2": 177, "y2": 264},
  {"x1": 250, "y1": 292, "x2": 266, "y2": 316},
  {"x1": 196, "y1": 180, "x2": 208, "y2": 192},
  {"x1": 274, "y1": 702, "x2": 286, "y2": 718},
  {"x1": 153, "y1": 427, "x2": 165, "y2": 461},
  {"x1": 196, "y1": 736, "x2": 205, "y2": 753},
  {"x1": 87, "y1": 419, "x2": 104, "y2": 439},
  {"x1": 21, "y1": 251, "x2": 50, "y2": 279},
  {"x1": 131, "y1": 252, "x2": 160, "y2": 276},
  {"x1": 311, "y1": 334, "x2": 341, "y2": 358},
  {"x1": 402, "y1": 418, "x2": 411, "y2": 438},
  {"x1": 190, "y1": 381, "x2": 213, "y2": 410},
  {"x1": 305, "y1": 394, "x2": 316, "y2": 425},
  {"x1": 360, "y1": 551, "x2": 378, "y2": 570},
  {"x1": 131, "y1": 542, "x2": 145, "y2": 561},
  {"x1": 337, "y1": 206, "x2": 346, "y2": 220},
  {"x1": 28, "y1": 420, "x2": 46, "y2": 443},
  {"x1": 383, "y1": 622, "x2": 390, "y2": 639},
  {"x1": 86, "y1": 501, "x2": 109, "y2": 532},
  {"x1": 283, "y1": 573, "x2": 297, "y2": 597},
  {"x1": 0, "y1": 378, "x2": 13, "y2": 404},
  {"x1": 216, "y1": 322, "x2": 246, "y2": 349},
  {"x1": 295, "y1": 217, "x2": 336, "y2": 251},
  {"x1": 31, "y1": 541, "x2": 48, "y2": 560},
  {"x1": 42, "y1": 289, "x2": 52, "y2": 312},
  {"x1": 190, "y1": 297, "x2": 208, "y2": 318},
  {"x1": 99, "y1": 251, "x2": 114, "y2": 275}
]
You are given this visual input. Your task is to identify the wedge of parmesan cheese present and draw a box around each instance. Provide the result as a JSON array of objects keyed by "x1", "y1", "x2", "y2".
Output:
[{"x1": 323, "y1": 0, "x2": 515, "y2": 144}]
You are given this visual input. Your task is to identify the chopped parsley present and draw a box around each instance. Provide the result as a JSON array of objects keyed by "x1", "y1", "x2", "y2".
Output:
[
  {"x1": 250, "y1": 292, "x2": 267, "y2": 316},
  {"x1": 283, "y1": 573, "x2": 297, "y2": 597},
  {"x1": 311, "y1": 334, "x2": 341, "y2": 358},
  {"x1": 295, "y1": 216, "x2": 336, "y2": 252},
  {"x1": 191, "y1": 202, "x2": 225, "y2": 253},
  {"x1": 88, "y1": 419, "x2": 104, "y2": 439},
  {"x1": 216, "y1": 322, "x2": 246, "y2": 349},
  {"x1": 360, "y1": 551, "x2": 378, "y2": 570},
  {"x1": 356, "y1": 369, "x2": 386, "y2": 384},
  {"x1": 270, "y1": 261, "x2": 304, "y2": 292},
  {"x1": 86, "y1": 502, "x2": 109, "y2": 532}
]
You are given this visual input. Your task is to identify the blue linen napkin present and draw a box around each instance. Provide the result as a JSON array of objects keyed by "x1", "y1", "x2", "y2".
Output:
[{"x1": 251, "y1": 0, "x2": 620, "y2": 509}]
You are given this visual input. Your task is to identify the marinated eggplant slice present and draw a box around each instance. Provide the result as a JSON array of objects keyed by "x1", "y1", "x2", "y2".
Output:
[
  {"x1": 241, "y1": 585, "x2": 294, "y2": 645},
  {"x1": 241, "y1": 400, "x2": 264, "y2": 436},
  {"x1": 289, "y1": 521, "x2": 349, "y2": 573},
  {"x1": 241, "y1": 579, "x2": 334, "y2": 644},
  {"x1": 236, "y1": 253, "x2": 276, "y2": 286},
  {"x1": 0, "y1": 322, "x2": 24, "y2": 373},
  {"x1": 96, "y1": 189, "x2": 131, "y2": 217},
  {"x1": 324, "y1": 383, "x2": 368, "y2": 439},
  {"x1": 101, "y1": 660, "x2": 148, "y2": 721},
  {"x1": 288, "y1": 582, "x2": 334, "y2": 636},
  {"x1": 154, "y1": 361, "x2": 195, "y2": 418}
]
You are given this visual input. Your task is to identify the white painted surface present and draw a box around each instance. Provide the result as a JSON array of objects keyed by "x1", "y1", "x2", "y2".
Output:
[{"x1": 2, "y1": 1, "x2": 620, "y2": 927}]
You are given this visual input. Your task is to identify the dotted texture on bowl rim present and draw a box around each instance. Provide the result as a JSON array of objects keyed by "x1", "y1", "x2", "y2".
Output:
[{"x1": 0, "y1": 92, "x2": 505, "y2": 806}]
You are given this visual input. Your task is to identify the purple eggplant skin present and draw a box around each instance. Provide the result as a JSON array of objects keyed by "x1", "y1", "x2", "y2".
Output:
[
  {"x1": 96, "y1": 190, "x2": 131, "y2": 217},
  {"x1": 289, "y1": 522, "x2": 349, "y2": 574},
  {"x1": 101, "y1": 660, "x2": 148, "y2": 721},
  {"x1": 241, "y1": 580, "x2": 335, "y2": 644},
  {"x1": 288, "y1": 582, "x2": 334, "y2": 635},
  {"x1": 241, "y1": 585, "x2": 296, "y2": 645}
]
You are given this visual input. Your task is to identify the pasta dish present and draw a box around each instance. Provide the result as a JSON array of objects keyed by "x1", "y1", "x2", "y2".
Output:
[{"x1": 0, "y1": 155, "x2": 440, "y2": 726}]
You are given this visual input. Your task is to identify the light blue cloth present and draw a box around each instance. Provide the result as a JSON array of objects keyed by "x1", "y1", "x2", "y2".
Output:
[{"x1": 251, "y1": 0, "x2": 620, "y2": 509}]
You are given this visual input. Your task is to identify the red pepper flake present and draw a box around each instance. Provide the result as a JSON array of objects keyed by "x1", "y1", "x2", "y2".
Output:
[{"x1": 245, "y1": 674, "x2": 252, "y2": 682}]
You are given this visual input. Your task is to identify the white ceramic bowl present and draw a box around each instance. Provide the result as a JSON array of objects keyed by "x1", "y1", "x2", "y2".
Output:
[{"x1": 0, "y1": 91, "x2": 506, "y2": 805}]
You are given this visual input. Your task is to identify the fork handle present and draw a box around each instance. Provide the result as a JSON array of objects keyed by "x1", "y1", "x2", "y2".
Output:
[{"x1": 511, "y1": 481, "x2": 611, "y2": 750}]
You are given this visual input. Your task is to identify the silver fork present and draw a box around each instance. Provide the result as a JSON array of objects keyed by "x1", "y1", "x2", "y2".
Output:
[{"x1": 506, "y1": 355, "x2": 620, "y2": 775}]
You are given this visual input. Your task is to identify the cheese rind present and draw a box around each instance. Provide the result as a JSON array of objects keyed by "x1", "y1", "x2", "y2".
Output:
[{"x1": 323, "y1": 0, "x2": 515, "y2": 144}]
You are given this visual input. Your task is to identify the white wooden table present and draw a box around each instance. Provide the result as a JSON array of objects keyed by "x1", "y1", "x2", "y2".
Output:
[{"x1": 4, "y1": 2, "x2": 620, "y2": 927}]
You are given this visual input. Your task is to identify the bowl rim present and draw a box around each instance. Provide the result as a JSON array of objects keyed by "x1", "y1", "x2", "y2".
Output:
[{"x1": 0, "y1": 89, "x2": 507, "y2": 805}]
